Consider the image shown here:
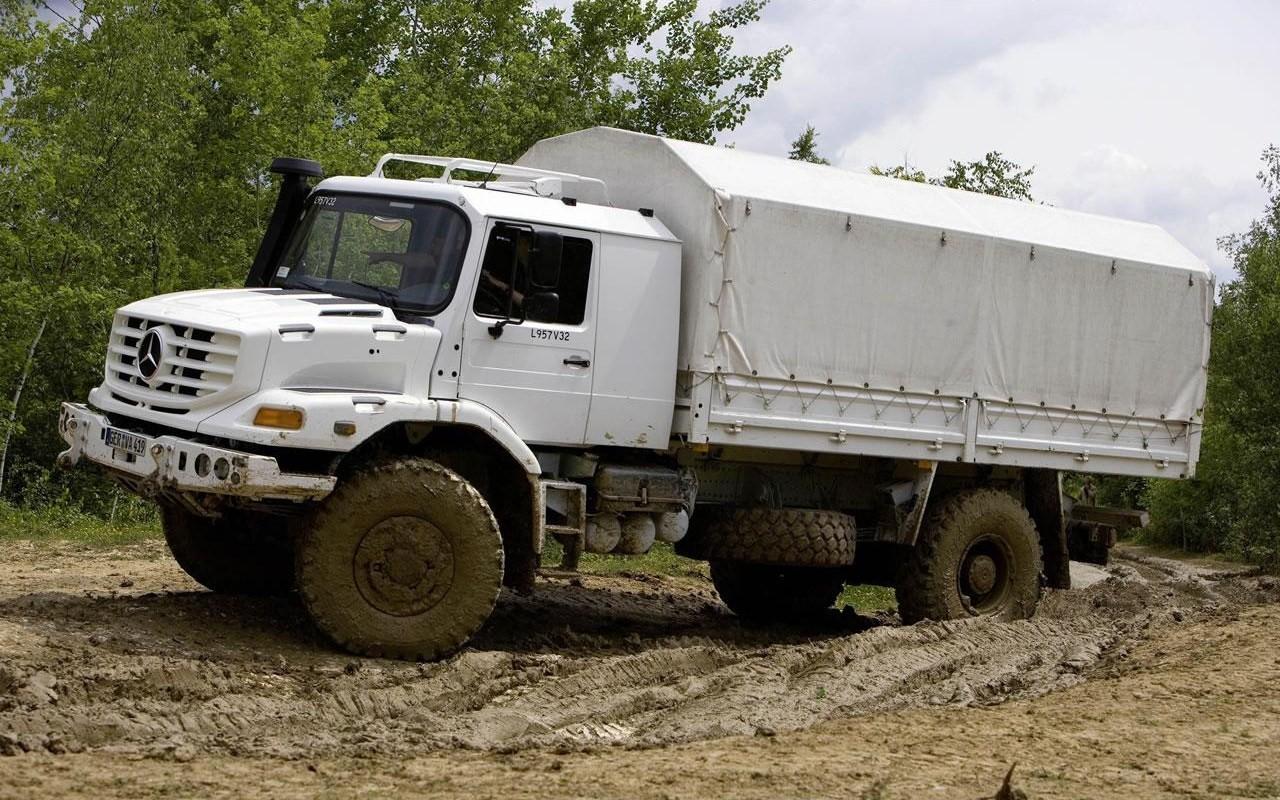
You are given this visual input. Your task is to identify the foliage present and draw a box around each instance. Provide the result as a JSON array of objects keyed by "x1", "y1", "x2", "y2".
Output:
[
  {"x1": 1062, "y1": 473, "x2": 1149, "y2": 510},
  {"x1": 787, "y1": 124, "x2": 829, "y2": 164},
  {"x1": 0, "y1": 0, "x2": 788, "y2": 512},
  {"x1": 871, "y1": 151, "x2": 1035, "y2": 201},
  {"x1": 868, "y1": 163, "x2": 927, "y2": 183},
  {"x1": 0, "y1": 498, "x2": 158, "y2": 547},
  {"x1": 1145, "y1": 145, "x2": 1280, "y2": 568},
  {"x1": 936, "y1": 151, "x2": 1035, "y2": 201},
  {"x1": 836, "y1": 583, "x2": 895, "y2": 612}
]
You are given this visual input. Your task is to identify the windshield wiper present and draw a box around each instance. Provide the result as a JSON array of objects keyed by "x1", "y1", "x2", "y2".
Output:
[
  {"x1": 280, "y1": 274, "x2": 399, "y2": 309},
  {"x1": 281, "y1": 274, "x2": 328, "y2": 292},
  {"x1": 346, "y1": 279, "x2": 399, "y2": 309}
]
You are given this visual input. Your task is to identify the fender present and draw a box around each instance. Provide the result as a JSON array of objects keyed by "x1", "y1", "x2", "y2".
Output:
[
  {"x1": 189, "y1": 390, "x2": 540, "y2": 478},
  {"x1": 432, "y1": 398, "x2": 541, "y2": 475},
  {"x1": 426, "y1": 398, "x2": 543, "y2": 595}
]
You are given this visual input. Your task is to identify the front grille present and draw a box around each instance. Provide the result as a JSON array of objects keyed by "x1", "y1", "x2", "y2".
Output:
[{"x1": 107, "y1": 314, "x2": 239, "y2": 410}]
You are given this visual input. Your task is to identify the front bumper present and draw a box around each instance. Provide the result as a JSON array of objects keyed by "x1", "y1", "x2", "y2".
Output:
[{"x1": 57, "y1": 403, "x2": 336, "y2": 502}]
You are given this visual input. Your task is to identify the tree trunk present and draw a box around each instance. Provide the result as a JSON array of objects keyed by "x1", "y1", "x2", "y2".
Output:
[{"x1": 0, "y1": 315, "x2": 50, "y2": 497}]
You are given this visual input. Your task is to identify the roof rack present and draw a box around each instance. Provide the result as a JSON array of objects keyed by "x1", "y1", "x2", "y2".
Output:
[{"x1": 369, "y1": 154, "x2": 610, "y2": 204}]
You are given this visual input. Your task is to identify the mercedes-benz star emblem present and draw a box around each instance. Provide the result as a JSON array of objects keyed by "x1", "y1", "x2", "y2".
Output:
[{"x1": 136, "y1": 329, "x2": 164, "y2": 381}]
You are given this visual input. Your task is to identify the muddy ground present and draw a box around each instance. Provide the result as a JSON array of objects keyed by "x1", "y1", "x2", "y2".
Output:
[{"x1": 0, "y1": 540, "x2": 1278, "y2": 799}]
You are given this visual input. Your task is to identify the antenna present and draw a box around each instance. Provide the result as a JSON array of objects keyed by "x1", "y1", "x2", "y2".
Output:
[{"x1": 478, "y1": 160, "x2": 500, "y2": 190}]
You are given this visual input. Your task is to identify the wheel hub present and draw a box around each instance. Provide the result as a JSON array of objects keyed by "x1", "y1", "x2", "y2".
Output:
[
  {"x1": 353, "y1": 516, "x2": 455, "y2": 617},
  {"x1": 966, "y1": 554, "x2": 998, "y2": 595},
  {"x1": 957, "y1": 534, "x2": 1013, "y2": 614}
]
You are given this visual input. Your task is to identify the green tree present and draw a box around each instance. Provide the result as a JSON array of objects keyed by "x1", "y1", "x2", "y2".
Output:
[
  {"x1": 869, "y1": 162, "x2": 928, "y2": 183},
  {"x1": 1146, "y1": 145, "x2": 1280, "y2": 567},
  {"x1": 871, "y1": 151, "x2": 1035, "y2": 201},
  {"x1": 938, "y1": 151, "x2": 1035, "y2": 201},
  {"x1": 360, "y1": 0, "x2": 788, "y2": 163},
  {"x1": 788, "y1": 124, "x2": 829, "y2": 164}
]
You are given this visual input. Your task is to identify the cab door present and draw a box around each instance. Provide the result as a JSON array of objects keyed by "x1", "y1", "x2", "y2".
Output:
[{"x1": 459, "y1": 220, "x2": 598, "y2": 445}]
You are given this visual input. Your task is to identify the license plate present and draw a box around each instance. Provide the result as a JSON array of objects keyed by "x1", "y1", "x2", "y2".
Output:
[{"x1": 104, "y1": 427, "x2": 147, "y2": 457}]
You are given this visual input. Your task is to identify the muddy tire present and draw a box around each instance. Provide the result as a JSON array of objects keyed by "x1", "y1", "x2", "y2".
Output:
[
  {"x1": 698, "y1": 508, "x2": 856, "y2": 567},
  {"x1": 896, "y1": 489, "x2": 1042, "y2": 624},
  {"x1": 710, "y1": 561, "x2": 845, "y2": 621},
  {"x1": 295, "y1": 458, "x2": 503, "y2": 660},
  {"x1": 160, "y1": 505, "x2": 295, "y2": 596},
  {"x1": 1068, "y1": 521, "x2": 1112, "y2": 567}
]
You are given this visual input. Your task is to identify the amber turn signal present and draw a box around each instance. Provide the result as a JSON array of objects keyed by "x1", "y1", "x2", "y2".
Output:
[{"x1": 253, "y1": 406, "x2": 304, "y2": 430}]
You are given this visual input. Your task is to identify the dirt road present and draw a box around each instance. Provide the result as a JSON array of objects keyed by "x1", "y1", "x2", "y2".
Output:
[{"x1": 1, "y1": 539, "x2": 1277, "y2": 798}]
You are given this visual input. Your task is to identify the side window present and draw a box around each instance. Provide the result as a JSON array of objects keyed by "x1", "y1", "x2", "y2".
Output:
[
  {"x1": 473, "y1": 226, "x2": 520, "y2": 319},
  {"x1": 553, "y1": 238, "x2": 592, "y2": 325},
  {"x1": 473, "y1": 226, "x2": 593, "y2": 325}
]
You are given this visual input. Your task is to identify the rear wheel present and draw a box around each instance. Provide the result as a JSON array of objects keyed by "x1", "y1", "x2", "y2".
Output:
[
  {"x1": 295, "y1": 458, "x2": 503, "y2": 660},
  {"x1": 896, "y1": 489, "x2": 1042, "y2": 623},
  {"x1": 710, "y1": 561, "x2": 845, "y2": 622},
  {"x1": 160, "y1": 505, "x2": 295, "y2": 595}
]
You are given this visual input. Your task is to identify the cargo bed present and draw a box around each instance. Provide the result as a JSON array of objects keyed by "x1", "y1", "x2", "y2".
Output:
[{"x1": 520, "y1": 128, "x2": 1211, "y2": 478}]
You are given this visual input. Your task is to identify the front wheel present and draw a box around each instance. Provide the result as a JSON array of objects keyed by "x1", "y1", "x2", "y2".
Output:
[
  {"x1": 295, "y1": 458, "x2": 504, "y2": 660},
  {"x1": 896, "y1": 489, "x2": 1042, "y2": 624},
  {"x1": 161, "y1": 505, "x2": 295, "y2": 595}
]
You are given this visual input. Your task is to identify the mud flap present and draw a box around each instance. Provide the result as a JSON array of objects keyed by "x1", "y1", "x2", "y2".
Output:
[{"x1": 1024, "y1": 468, "x2": 1070, "y2": 589}]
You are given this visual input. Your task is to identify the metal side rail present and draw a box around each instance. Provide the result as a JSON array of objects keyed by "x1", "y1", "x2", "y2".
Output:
[{"x1": 56, "y1": 402, "x2": 336, "y2": 502}]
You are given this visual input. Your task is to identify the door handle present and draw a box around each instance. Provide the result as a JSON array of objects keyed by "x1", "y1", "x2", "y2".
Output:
[{"x1": 563, "y1": 356, "x2": 591, "y2": 368}]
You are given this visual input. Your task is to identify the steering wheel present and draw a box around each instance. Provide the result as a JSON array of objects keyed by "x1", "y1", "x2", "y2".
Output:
[{"x1": 475, "y1": 275, "x2": 508, "y2": 316}]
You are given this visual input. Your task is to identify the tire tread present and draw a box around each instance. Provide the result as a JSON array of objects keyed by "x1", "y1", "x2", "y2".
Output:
[{"x1": 699, "y1": 508, "x2": 856, "y2": 567}]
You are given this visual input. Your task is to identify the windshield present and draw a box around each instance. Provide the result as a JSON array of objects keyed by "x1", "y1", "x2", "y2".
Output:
[{"x1": 272, "y1": 192, "x2": 470, "y2": 314}]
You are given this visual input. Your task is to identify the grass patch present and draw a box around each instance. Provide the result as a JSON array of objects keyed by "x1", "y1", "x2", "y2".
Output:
[
  {"x1": 542, "y1": 537, "x2": 898, "y2": 611},
  {"x1": 837, "y1": 583, "x2": 897, "y2": 612},
  {"x1": 542, "y1": 538, "x2": 710, "y2": 579},
  {"x1": 0, "y1": 500, "x2": 159, "y2": 547}
]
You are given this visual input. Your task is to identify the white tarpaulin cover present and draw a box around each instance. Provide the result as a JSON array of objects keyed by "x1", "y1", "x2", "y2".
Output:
[{"x1": 520, "y1": 127, "x2": 1212, "y2": 427}]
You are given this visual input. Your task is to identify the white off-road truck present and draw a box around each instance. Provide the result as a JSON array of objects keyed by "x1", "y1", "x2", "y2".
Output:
[{"x1": 57, "y1": 128, "x2": 1211, "y2": 659}]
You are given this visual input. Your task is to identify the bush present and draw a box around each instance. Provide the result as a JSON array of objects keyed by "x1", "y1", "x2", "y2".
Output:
[{"x1": 1142, "y1": 146, "x2": 1280, "y2": 570}]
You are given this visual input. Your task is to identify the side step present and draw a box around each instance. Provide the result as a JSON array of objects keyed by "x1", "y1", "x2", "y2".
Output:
[{"x1": 537, "y1": 480, "x2": 587, "y2": 571}]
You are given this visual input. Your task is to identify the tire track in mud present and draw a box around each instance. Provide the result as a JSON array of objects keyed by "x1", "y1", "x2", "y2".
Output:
[{"x1": 1, "y1": 548, "x2": 1276, "y2": 759}]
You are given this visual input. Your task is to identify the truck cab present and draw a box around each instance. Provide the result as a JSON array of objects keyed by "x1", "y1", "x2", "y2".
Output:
[{"x1": 79, "y1": 158, "x2": 680, "y2": 462}]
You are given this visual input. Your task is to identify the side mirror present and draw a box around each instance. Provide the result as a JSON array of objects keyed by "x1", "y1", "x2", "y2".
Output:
[
  {"x1": 524, "y1": 291, "x2": 560, "y2": 323},
  {"x1": 530, "y1": 231, "x2": 563, "y2": 289},
  {"x1": 487, "y1": 306, "x2": 525, "y2": 338}
]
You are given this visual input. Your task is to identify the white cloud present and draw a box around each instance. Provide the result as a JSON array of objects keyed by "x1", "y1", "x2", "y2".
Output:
[
  {"x1": 722, "y1": 0, "x2": 1115, "y2": 155},
  {"x1": 726, "y1": 0, "x2": 1280, "y2": 281}
]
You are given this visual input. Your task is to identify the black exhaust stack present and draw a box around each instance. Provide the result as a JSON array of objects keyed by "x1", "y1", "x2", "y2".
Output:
[{"x1": 245, "y1": 157, "x2": 325, "y2": 287}]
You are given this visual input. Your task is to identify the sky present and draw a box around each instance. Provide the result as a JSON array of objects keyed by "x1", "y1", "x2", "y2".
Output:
[{"x1": 719, "y1": 0, "x2": 1280, "y2": 283}]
